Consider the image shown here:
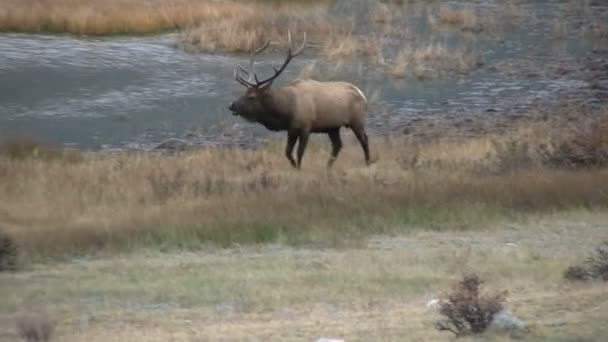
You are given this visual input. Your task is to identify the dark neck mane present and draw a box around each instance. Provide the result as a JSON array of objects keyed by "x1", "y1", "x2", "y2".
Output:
[{"x1": 254, "y1": 87, "x2": 294, "y2": 131}]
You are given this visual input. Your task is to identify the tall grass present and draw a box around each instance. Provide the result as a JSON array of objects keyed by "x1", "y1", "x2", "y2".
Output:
[
  {"x1": 0, "y1": 0, "x2": 329, "y2": 35},
  {"x1": 1, "y1": 112, "x2": 608, "y2": 260},
  {"x1": 180, "y1": 6, "x2": 346, "y2": 54},
  {"x1": 429, "y1": 4, "x2": 490, "y2": 33}
]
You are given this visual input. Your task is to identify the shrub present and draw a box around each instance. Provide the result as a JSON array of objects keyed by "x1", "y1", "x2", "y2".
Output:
[
  {"x1": 564, "y1": 241, "x2": 608, "y2": 282},
  {"x1": 0, "y1": 138, "x2": 82, "y2": 163},
  {"x1": 491, "y1": 138, "x2": 534, "y2": 173},
  {"x1": 0, "y1": 138, "x2": 47, "y2": 159},
  {"x1": 0, "y1": 230, "x2": 18, "y2": 271},
  {"x1": 537, "y1": 113, "x2": 608, "y2": 169},
  {"x1": 563, "y1": 265, "x2": 590, "y2": 282},
  {"x1": 435, "y1": 274, "x2": 507, "y2": 336},
  {"x1": 585, "y1": 241, "x2": 608, "y2": 281},
  {"x1": 15, "y1": 313, "x2": 55, "y2": 342}
]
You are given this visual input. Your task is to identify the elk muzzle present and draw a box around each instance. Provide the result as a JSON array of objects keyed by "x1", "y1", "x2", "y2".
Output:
[{"x1": 228, "y1": 102, "x2": 238, "y2": 115}]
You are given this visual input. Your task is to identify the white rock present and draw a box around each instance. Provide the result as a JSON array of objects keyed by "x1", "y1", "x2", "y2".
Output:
[
  {"x1": 425, "y1": 298, "x2": 449, "y2": 311},
  {"x1": 490, "y1": 310, "x2": 527, "y2": 331}
]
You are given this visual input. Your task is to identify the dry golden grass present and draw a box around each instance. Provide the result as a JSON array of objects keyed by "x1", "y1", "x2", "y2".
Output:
[
  {"x1": 0, "y1": 0, "x2": 329, "y2": 35},
  {"x1": 430, "y1": 4, "x2": 488, "y2": 33},
  {"x1": 1, "y1": 113, "x2": 608, "y2": 260},
  {"x1": 178, "y1": 0, "x2": 484, "y2": 81},
  {"x1": 180, "y1": 6, "x2": 346, "y2": 54}
]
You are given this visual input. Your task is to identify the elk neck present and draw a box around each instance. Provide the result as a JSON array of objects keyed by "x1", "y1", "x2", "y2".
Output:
[{"x1": 255, "y1": 87, "x2": 295, "y2": 131}]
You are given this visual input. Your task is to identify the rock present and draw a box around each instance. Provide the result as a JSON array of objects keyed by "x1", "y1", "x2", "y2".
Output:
[
  {"x1": 154, "y1": 138, "x2": 191, "y2": 152},
  {"x1": 316, "y1": 338, "x2": 345, "y2": 342},
  {"x1": 425, "y1": 299, "x2": 447, "y2": 311},
  {"x1": 490, "y1": 310, "x2": 527, "y2": 332}
]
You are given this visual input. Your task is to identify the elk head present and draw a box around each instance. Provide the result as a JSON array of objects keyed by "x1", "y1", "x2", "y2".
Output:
[{"x1": 228, "y1": 31, "x2": 307, "y2": 120}]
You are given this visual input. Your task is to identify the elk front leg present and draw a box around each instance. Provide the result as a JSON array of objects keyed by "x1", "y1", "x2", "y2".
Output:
[
  {"x1": 285, "y1": 131, "x2": 298, "y2": 168},
  {"x1": 296, "y1": 130, "x2": 310, "y2": 169},
  {"x1": 327, "y1": 128, "x2": 343, "y2": 168}
]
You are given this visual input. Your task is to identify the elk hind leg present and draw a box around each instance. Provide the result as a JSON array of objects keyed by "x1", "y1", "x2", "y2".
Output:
[{"x1": 352, "y1": 125, "x2": 370, "y2": 165}]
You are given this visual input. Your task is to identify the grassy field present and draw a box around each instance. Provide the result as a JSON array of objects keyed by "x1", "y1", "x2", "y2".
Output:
[
  {"x1": 1, "y1": 110, "x2": 608, "y2": 340},
  {"x1": 1, "y1": 211, "x2": 607, "y2": 341},
  {"x1": 1, "y1": 109, "x2": 607, "y2": 260}
]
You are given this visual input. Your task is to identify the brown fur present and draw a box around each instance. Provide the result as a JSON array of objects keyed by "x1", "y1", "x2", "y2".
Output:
[{"x1": 229, "y1": 78, "x2": 370, "y2": 169}]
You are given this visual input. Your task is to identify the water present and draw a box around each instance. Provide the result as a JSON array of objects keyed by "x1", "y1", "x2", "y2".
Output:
[{"x1": 0, "y1": 1, "x2": 606, "y2": 151}]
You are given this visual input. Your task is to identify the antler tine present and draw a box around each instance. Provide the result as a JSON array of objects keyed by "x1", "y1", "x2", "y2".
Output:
[
  {"x1": 254, "y1": 31, "x2": 307, "y2": 87},
  {"x1": 234, "y1": 67, "x2": 255, "y2": 87},
  {"x1": 292, "y1": 31, "x2": 307, "y2": 56},
  {"x1": 254, "y1": 40, "x2": 270, "y2": 54},
  {"x1": 246, "y1": 40, "x2": 270, "y2": 83},
  {"x1": 233, "y1": 40, "x2": 270, "y2": 87},
  {"x1": 284, "y1": 30, "x2": 306, "y2": 57},
  {"x1": 238, "y1": 65, "x2": 250, "y2": 77}
]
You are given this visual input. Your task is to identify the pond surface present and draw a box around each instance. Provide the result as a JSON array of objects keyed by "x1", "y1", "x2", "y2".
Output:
[{"x1": 0, "y1": 0, "x2": 606, "y2": 150}]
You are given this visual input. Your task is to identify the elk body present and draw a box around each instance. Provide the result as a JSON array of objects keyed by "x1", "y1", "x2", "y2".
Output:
[{"x1": 228, "y1": 32, "x2": 370, "y2": 169}]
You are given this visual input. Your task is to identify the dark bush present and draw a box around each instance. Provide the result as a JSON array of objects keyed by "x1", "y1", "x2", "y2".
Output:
[
  {"x1": 491, "y1": 138, "x2": 534, "y2": 173},
  {"x1": 564, "y1": 241, "x2": 608, "y2": 282},
  {"x1": 537, "y1": 114, "x2": 608, "y2": 169},
  {"x1": 0, "y1": 138, "x2": 82, "y2": 163},
  {"x1": 563, "y1": 265, "x2": 590, "y2": 281},
  {"x1": 15, "y1": 312, "x2": 55, "y2": 342},
  {"x1": 0, "y1": 230, "x2": 18, "y2": 271},
  {"x1": 585, "y1": 241, "x2": 608, "y2": 281},
  {"x1": 435, "y1": 274, "x2": 507, "y2": 336}
]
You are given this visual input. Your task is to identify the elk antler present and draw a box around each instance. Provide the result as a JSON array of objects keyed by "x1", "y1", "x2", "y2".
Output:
[
  {"x1": 234, "y1": 40, "x2": 269, "y2": 88},
  {"x1": 254, "y1": 30, "x2": 307, "y2": 87},
  {"x1": 233, "y1": 31, "x2": 307, "y2": 88}
]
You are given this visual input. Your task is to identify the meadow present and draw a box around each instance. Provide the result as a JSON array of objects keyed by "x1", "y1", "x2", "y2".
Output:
[
  {"x1": 1, "y1": 108, "x2": 608, "y2": 340},
  {"x1": 1, "y1": 108, "x2": 607, "y2": 261}
]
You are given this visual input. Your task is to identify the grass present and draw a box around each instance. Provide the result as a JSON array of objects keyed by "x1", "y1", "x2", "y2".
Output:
[
  {"x1": 0, "y1": 0, "x2": 330, "y2": 36},
  {"x1": 1, "y1": 110, "x2": 608, "y2": 261},
  {"x1": 0, "y1": 211, "x2": 607, "y2": 341},
  {"x1": 180, "y1": 5, "x2": 346, "y2": 54},
  {"x1": 430, "y1": 4, "x2": 489, "y2": 33}
]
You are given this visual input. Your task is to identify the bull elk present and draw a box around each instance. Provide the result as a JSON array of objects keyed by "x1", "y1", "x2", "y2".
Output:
[{"x1": 228, "y1": 31, "x2": 370, "y2": 169}]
